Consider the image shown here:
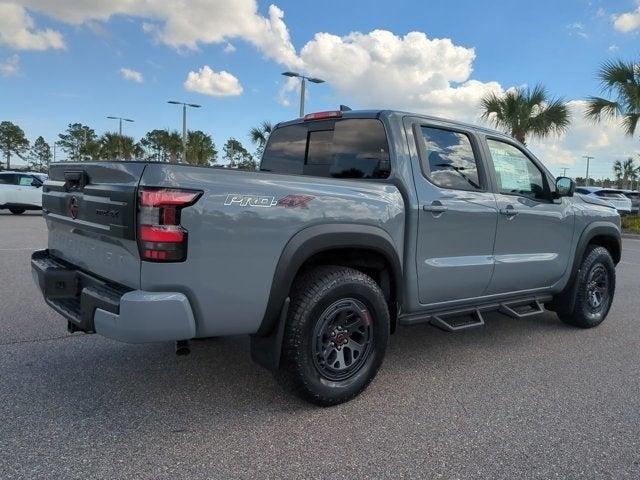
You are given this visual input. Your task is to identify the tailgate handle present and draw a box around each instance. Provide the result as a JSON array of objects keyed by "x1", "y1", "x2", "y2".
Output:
[{"x1": 64, "y1": 171, "x2": 89, "y2": 191}]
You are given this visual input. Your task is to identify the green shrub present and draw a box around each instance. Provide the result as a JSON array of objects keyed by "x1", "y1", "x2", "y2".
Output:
[{"x1": 622, "y1": 215, "x2": 640, "y2": 234}]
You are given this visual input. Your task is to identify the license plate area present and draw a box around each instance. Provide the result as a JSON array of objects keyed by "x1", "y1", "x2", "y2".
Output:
[{"x1": 31, "y1": 250, "x2": 129, "y2": 332}]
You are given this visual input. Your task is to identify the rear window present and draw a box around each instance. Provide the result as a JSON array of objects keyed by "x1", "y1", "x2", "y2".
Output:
[{"x1": 260, "y1": 118, "x2": 390, "y2": 179}]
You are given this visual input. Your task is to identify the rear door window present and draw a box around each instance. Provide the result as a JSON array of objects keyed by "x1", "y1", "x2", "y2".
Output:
[
  {"x1": 417, "y1": 126, "x2": 482, "y2": 191},
  {"x1": 261, "y1": 118, "x2": 390, "y2": 179},
  {"x1": 0, "y1": 174, "x2": 17, "y2": 185}
]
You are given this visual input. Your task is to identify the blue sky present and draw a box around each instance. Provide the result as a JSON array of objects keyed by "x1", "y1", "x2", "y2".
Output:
[{"x1": 1, "y1": 0, "x2": 639, "y2": 178}]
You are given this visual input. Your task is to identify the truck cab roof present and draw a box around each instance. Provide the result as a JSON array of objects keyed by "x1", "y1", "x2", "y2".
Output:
[{"x1": 276, "y1": 109, "x2": 514, "y2": 141}]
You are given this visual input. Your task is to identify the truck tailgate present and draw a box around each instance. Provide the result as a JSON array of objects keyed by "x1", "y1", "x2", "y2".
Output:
[{"x1": 43, "y1": 163, "x2": 144, "y2": 289}]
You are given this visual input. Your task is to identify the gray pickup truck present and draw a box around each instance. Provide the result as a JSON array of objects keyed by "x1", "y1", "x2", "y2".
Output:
[{"x1": 32, "y1": 109, "x2": 621, "y2": 406}]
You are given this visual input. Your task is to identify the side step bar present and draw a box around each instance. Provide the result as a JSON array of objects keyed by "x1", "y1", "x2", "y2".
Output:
[
  {"x1": 430, "y1": 308, "x2": 484, "y2": 332},
  {"x1": 399, "y1": 295, "x2": 551, "y2": 331},
  {"x1": 498, "y1": 300, "x2": 545, "y2": 319}
]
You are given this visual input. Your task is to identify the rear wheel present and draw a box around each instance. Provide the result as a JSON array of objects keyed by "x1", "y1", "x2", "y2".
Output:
[
  {"x1": 9, "y1": 208, "x2": 25, "y2": 215},
  {"x1": 557, "y1": 245, "x2": 615, "y2": 328},
  {"x1": 277, "y1": 266, "x2": 390, "y2": 406}
]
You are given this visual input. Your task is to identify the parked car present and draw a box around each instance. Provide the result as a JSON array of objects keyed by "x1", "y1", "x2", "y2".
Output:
[
  {"x1": 621, "y1": 190, "x2": 640, "y2": 214},
  {"x1": 575, "y1": 187, "x2": 633, "y2": 215},
  {"x1": 0, "y1": 171, "x2": 47, "y2": 214},
  {"x1": 31, "y1": 110, "x2": 621, "y2": 406}
]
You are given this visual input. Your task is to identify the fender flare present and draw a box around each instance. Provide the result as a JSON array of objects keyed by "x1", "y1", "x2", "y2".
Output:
[
  {"x1": 257, "y1": 223, "x2": 402, "y2": 336},
  {"x1": 548, "y1": 222, "x2": 621, "y2": 315},
  {"x1": 570, "y1": 222, "x2": 621, "y2": 279},
  {"x1": 250, "y1": 223, "x2": 402, "y2": 369}
]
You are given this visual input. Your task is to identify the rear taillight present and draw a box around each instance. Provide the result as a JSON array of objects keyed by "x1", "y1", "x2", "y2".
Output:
[{"x1": 137, "y1": 187, "x2": 202, "y2": 262}]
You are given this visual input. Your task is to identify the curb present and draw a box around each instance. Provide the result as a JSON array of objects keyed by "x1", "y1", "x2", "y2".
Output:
[{"x1": 622, "y1": 233, "x2": 640, "y2": 239}]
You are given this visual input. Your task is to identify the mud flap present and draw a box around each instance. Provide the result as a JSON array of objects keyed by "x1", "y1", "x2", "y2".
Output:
[{"x1": 250, "y1": 297, "x2": 290, "y2": 371}]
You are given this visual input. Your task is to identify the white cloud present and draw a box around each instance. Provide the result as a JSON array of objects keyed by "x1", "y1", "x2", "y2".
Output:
[
  {"x1": 297, "y1": 30, "x2": 503, "y2": 123},
  {"x1": 612, "y1": 4, "x2": 640, "y2": 32},
  {"x1": 224, "y1": 42, "x2": 236, "y2": 53},
  {"x1": 184, "y1": 65, "x2": 243, "y2": 97},
  {"x1": 277, "y1": 76, "x2": 299, "y2": 107},
  {"x1": 119, "y1": 67, "x2": 143, "y2": 83},
  {"x1": 0, "y1": 54, "x2": 20, "y2": 76},
  {"x1": 608, "y1": 44, "x2": 619, "y2": 52},
  {"x1": 528, "y1": 101, "x2": 640, "y2": 178},
  {"x1": 566, "y1": 22, "x2": 588, "y2": 38},
  {"x1": 11, "y1": 1, "x2": 301, "y2": 66},
  {"x1": 0, "y1": 2, "x2": 64, "y2": 50}
]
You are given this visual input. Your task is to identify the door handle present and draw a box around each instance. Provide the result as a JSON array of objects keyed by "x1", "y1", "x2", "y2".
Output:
[
  {"x1": 423, "y1": 201, "x2": 448, "y2": 213},
  {"x1": 499, "y1": 206, "x2": 518, "y2": 217}
]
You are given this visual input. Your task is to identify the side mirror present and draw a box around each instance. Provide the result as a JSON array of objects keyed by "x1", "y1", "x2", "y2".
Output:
[
  {"x1": 555, "y1": 176, "x2": 575, "y2": 198},
  {"x1": 31, "y1": 179, "x2": 42, "y2": 188}
]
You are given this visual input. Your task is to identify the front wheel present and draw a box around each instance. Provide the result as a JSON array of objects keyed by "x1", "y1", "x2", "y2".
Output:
[
  {"x1": 557, "y1": 245, "x2": 616, "y2": 328},
  {"x1": 277, "y1": 266, "x2": 390, "y2": 406},
  {"x1": 9, "y1": 208, "x2": 25, "y2": 215}
]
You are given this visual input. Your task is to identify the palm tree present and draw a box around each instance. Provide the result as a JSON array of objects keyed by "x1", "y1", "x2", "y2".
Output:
[
  {"x1": 480, "y1": 84, "x2": 570, "y2": 144},
  {"x1": 613, "y1": 160, "x2": 624, "y2": 186},
  {"x1": 586, "y1": 59, "x2": 640, "y2": 137},
  {"x1": 99, "y1": 133, "x2": 138, "y2": 160},
  {"x1": 249, "y1": 121, "x2": 273, "y2": 158},
  {"x1": 612, "y1": 157, "x2": 639, "y2": 189}
]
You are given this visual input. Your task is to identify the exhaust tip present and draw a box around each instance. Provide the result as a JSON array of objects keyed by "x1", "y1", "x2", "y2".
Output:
[{"x1": 175, "y1": 340, "x2": 190, "y2": 356}]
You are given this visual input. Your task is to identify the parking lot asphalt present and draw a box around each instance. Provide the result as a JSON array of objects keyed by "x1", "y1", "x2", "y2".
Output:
[{"x1": 1, "y1": 211, "x2": 639, "y2": 479}]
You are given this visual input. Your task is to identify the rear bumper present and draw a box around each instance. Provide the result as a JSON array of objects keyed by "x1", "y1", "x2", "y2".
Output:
[{"x1": 31, "y1": 249, "x2": 196, "y2": 343}]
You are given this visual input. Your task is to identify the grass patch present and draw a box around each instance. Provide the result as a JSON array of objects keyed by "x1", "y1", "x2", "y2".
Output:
[{"x1": 622, "y1": 215, "x2": 640, "y2": 234}]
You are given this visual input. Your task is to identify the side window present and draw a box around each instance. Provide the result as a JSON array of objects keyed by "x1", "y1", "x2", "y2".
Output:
[
  {"x1": 486, "y1": 139, "x2": 547, "y2": 200},
  {"x1": 575, "y1": 188, "x2": 590, "y2": 195},
  {"x1": 0, "y1": 174, "x2": 15, "y2": 185},
  {"x1": 418, "y1": 126, "x2": 482, "y2": 191},
  {"x1": 18, "y1": 175, "x2": 34, "y2": 186}
]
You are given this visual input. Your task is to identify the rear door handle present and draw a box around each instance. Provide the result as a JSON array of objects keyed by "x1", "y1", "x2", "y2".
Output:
[{"x1": 423, "y1": 201, "x2": 448, "y2": 213}]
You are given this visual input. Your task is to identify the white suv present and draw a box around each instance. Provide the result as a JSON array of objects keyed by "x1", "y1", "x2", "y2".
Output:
[
  {"x1": 575, "y1": 187, "x2": 633, "y2": 215},
  {"x1": 0, "y1": 171, "x2": 47, "y2": 214}
]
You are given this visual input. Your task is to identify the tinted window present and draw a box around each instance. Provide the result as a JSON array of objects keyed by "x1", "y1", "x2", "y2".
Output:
[
  {"x1": 0, "y1": 174, "x2": 17, "y2": 185},
  {"x1": 575, "y1": 188, "x2": 590, "y2": 194},
  {"x1": 261, "y1": 119, "x2": 390, "y2": 179},
  {"x1": 486, "y1": 139, "x2": 547, "y2": 200},
  {"x1": 419, "y1": 127, "x2": 481, "y2": 191},
  {"x1": 259, "y1": 124, "x2": 306, "y2": 175}
]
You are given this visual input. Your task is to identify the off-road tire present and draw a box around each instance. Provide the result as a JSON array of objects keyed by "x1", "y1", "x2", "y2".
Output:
[
  {"x1": 277, "y1": 266, "x2": 390, "y2": 406},
  {"x1": 558, "y1": 245, "x2": 615, "y2": 328}
]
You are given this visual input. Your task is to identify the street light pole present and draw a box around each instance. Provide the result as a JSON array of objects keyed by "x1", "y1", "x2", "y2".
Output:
[
  {"x1": 561, "y1": 167, "x2": 569, "y2": 177},
  {"x1": 281, "y1": 72, "x2": 325, "y2": 117},
  {"x1": 583, "y1": 155, "x2": 594, "y2": 186},
  {"x1": 168, "y1": 101, "x2": 201, "y2": 163}
]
